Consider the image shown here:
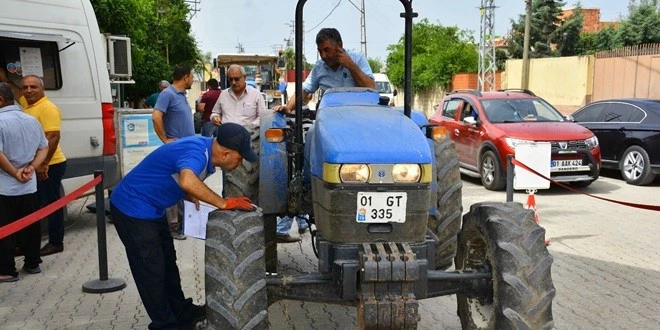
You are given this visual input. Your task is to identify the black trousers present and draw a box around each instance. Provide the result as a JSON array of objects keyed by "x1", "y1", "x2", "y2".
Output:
[
  {"x1": 110, "y1": 203, "x2": 194, "y2": 329},
  {"x1": 38, "y1": 161, "x2": 67, "y2": 246},
  {"x1": 0, "y1": 193, "x2": 42, "y2": 277}
]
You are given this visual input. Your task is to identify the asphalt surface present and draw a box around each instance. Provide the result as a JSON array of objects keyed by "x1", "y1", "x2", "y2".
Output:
[{"x1": 0, "y1": 169, "x2": 658, "y2": 329}]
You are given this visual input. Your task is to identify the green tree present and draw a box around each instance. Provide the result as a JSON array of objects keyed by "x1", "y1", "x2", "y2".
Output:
[
  {"x1": 368, "y1": 57, "x2": 383, "y2": 73},
  {"x1": 616, "y1": 0, "x2": 660, "y2": 46},
  {"x1": 508, "y1": 0, "x2": 566, "y2": 58},
  {"x1": 385, "y1": 19, "x2": 478, "y2": 92},
  {"x1": 554, "y1": 4, "x2": 583, "y2": 56},
  {"x1": 282, "y1": 48, "x2": 313, "y2": 70},
  {"x1": 91, "y1": 0, "x2": 199, "y2": 102}
]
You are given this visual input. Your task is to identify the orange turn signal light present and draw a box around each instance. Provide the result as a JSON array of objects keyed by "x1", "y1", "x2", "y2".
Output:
[
  {"x1": 428, "y1": 126, "x2": 448, "y2": 141},
  {"x1": 265, "y1": 128, "x2": 286, "y2": 143}
]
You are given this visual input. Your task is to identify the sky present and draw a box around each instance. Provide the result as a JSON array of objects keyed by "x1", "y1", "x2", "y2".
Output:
[{"x1": 190, "y1": 0, "x2": 629, "y2": 64}]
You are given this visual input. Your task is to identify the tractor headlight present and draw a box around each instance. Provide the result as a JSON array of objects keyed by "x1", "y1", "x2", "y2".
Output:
[
  {"x1": 340, "y1": 164, "x2": 370, "y2": 183},
  {"x1": 585, "y1": 136, "x2": 599, "y2": 149},
  {"x1": 392, "y1": 164, "x2": 421, "y2": 183}
]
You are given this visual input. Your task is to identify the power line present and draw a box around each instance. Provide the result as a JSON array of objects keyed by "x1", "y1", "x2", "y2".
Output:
[{"x1": 306, "y1": 0, "x2": 342, "y2": 33}]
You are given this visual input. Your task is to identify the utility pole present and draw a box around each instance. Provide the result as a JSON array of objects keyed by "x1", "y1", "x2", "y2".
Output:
[
  {"x1": 236, "y1": 42, "x2": 245, "y2": 53},
  {"x1": 478, "y1": 0, "x2": 496, "y2": 91},
  {"x1": 348, "y1": 0, "x2": 367, "y2": 57},
  {"x1": 284, "y1": 20, "x2": 294, "y2": 48},
  {"x1": 521, "y1": 0, "x2": 532, "y2": 89},
  {"x1": 183, "y1": 0, "x2": 201, "y2": 20}
]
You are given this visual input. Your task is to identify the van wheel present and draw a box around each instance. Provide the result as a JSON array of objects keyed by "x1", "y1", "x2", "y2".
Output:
[
  {"x1": 480, "y1": 150, "x2": 506, "y2": 191},
  {"x1": 427, "y1": 134, "x2": 462, "y2": 270},
  {"x1": 224, "y1": 125, "x2": 260, "y2": 203},
  {"x1": 619, "y1": 146, "x2": 655, "y2": 185},
  {"x1": 205, "y1": 210, "x2": 268, "y2": 329}
]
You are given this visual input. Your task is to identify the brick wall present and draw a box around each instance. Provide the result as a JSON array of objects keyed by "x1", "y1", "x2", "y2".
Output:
[
  {"x1": 450, "y1": 72, "x2": 502, "y2": 91},
  {"x1": 559, "y1": 8, "x2": 619, "y2": 34}
]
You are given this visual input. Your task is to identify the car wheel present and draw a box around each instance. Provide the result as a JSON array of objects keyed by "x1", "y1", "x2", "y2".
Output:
[
  {"x1": 619, "y1": 145, "x2": 655, "y2": 185},
  {"x1": 480, "y1": 150, "x2": 506, "y2": 191}
]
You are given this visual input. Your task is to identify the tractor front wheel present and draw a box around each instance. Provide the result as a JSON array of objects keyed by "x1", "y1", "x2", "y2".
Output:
[
  {"x1": 205, "y1": 210, "x2": 268, "y2": 329},
  {"x1": 455, "y1": 202, "x2": 555, "y2": 329}
]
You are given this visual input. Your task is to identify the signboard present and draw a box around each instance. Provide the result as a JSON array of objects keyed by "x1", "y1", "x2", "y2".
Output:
[
  {"x1": 117, "y1": 110, "x2": 163, "y2": 176},
  {"x1": 514, "y1": 142, "x2": 551, "y2": 190}
]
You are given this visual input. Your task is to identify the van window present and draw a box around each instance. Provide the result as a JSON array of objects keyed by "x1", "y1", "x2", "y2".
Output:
[
  {"x1": 375, "y1": 81, "x2": 391, "y2": 94},
  {"x1": 0, "y1": 38, "x2": 62, "y2": 90}
]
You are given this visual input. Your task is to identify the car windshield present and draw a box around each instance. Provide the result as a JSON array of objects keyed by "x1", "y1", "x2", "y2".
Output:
[
  {"x1": 375, "y1": 81, "x2": 391, "y2": 94},
  {"x1": 482, "y1": 98, "x2": 565, "y2": 123}
]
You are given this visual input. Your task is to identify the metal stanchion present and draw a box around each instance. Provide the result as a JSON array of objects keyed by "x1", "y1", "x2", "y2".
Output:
[
  {"x1": 83, "y1": 170, "x2": 126, "y2": 293},
  {"x1": 506, "y1": 155, "x2": 514, "y2": 202}
]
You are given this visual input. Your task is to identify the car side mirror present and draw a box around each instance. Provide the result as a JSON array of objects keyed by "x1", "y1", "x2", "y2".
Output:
[
  {"x1": 564, "y1": 115, "x2": 574, "y2": 122},
  {"x1": 464, "y1": 116, "x2": 477, "y2": 126},
  {"x1": 392, "y1": 89, "x2": 398, "y2": 97}
]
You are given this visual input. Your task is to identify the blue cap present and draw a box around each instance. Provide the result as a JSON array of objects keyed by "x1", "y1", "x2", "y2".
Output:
[{"x1": 215, "y1": 123, "x2": 258, "y2": 162}]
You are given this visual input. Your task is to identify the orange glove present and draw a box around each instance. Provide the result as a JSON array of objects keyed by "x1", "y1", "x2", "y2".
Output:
[{"x1": 222, "y1": 197, "x2": 254, "y2": 211}]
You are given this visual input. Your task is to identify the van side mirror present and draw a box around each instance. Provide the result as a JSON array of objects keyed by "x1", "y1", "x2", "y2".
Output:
[
  {"x1": 464, "y1": 116, "x2": 477, "y2": 126},
  {"x1": 393, "y1": 89, "x2": 398, "y2": 97}
]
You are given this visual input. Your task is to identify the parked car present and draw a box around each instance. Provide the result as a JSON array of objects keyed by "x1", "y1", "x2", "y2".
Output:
[
  {"x1": 429, "y1": 89, "x2": 601, "y2": 190},
  {"x1": 572, "y1": 99, "x2": 660, "y2": 185}
]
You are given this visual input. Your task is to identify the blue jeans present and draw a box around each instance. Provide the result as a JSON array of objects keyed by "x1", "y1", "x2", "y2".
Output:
[
  {"x1": 201, "y1": 121, "x2": 217, "y2": 137},
  {"x1": 38, "y1": 161, "x2": 67, "y2": 246},
  {"x1": 276, "y1": 215, "x2": 309, "y2": 236}
]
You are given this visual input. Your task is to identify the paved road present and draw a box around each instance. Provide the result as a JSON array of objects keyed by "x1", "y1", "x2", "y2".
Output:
[{"x1": 0, "y1": 170, "x2": 658, "y2": 329}]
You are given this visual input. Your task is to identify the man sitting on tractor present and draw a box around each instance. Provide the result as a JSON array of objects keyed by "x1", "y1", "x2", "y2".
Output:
[
  {"x1": 273, "y1": 27, "x2": 375, "y2": 114},
  {"x1": 272, "y1": 27, "x2": 375, "y2": 242}
]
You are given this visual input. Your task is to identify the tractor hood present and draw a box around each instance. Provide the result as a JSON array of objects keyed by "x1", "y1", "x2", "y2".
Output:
[{"x1": 311, "y1": 106, "x2": 433, "y2": 165}]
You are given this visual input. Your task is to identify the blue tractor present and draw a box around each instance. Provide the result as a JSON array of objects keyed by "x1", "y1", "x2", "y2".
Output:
[{"x1": 205, "y1": 1, "x2": 555, "y2": 329}]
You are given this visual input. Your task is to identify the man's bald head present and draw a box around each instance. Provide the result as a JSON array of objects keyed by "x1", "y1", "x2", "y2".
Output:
[{"x1": 21, "y1": 75, "x2": 46, "y2": 106}]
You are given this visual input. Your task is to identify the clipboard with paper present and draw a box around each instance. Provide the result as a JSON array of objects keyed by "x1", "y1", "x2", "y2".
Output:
[{"x1": 183, "y1": 201, "x2": 216, "y2": 239}]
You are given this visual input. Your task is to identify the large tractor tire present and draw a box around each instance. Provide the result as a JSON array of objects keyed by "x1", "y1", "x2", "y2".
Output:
[
  {"x1": 224, "y1": 125, "x2": 260, "y2": 203},
  {"x1": 427, "y1": 135, "x2": 463, "y2": 270},
  {"x1": 456, "y1": 202, "x2": 555, "y2": 330},
  {"x1": 205, "y1": 210, "x2": 268, "y2": 330}
]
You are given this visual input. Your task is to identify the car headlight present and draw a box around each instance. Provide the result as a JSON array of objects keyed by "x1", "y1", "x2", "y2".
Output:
[
  {"x1": 505, "y1": 138, "x2": 534, "y2": 149},
  {"x1": 340, "y1": 164, "x2": 370, "y2": 183},
  {"x1": 392, "y1": 164, "x2": 421, "y2": 183},
  {"x1": 585, "y1": 136, "x2": 599, "y2": 149}
]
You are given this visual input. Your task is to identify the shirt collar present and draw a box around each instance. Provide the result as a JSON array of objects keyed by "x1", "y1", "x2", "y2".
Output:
[
  {"x1": 0, "y1": 104, "x2": 22, "y2": 113},
  {"x1": 25, "y1": 96, "x2": 49, "y2": 109}
]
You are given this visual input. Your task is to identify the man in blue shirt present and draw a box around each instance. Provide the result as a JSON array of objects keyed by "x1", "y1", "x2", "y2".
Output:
[
  {"x1": 273, "y1": 27, "x2": 375, "y2": 114},
  {"x1": 153, "y1": 64, "x2": 196, "y2": 240},
  {"x1": 110, "y1": 123, "x2": 257, "y2": 329},
  {"x1": 272, "y1": 28, "x2": 374, "y2": 242},
  {"x1": 144, "y1": 80, "x2": 170, "y2": 109}
]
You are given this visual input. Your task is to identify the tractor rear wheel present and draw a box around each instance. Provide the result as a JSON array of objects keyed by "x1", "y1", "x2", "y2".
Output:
[
  {"x1": 205, "y1": 210, "x2": 268, "y2": 330},
  {"x1": 224, "y1": 125, "x2": 260, "y2": 203},
  {"x1": 456, "y1": 202, "x2": 555, "y2": 330},
  {"x1": 427, "y1": 134, "x2": 463, "y2": 270}
]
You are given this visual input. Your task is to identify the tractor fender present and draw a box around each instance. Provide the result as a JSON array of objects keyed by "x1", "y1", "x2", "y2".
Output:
[{"x1": 258, "y1": 112, "x2": 288, "y2": 214}]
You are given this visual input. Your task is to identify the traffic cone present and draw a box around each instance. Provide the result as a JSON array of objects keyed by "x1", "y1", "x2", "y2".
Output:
[{"x1": 525, "y1": 190, "x2": 550, "y2": 246}]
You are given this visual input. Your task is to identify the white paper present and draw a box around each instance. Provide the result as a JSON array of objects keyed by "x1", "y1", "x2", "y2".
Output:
[
  {"x1": 183, "y1": 201, "x2": 216, "y2": 239},
  {"x1": 19, "y1": 47, "x2": 44, "y2": 77},
  {"x1": 514, "y1": 142, "x2": 551, "y2": 190},
  {"x1": 123, "y1": 119, "x2": 150, "y2": 146}
]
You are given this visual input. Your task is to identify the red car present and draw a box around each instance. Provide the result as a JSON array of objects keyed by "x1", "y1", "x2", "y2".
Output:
[{"x1": 429, "y1": 89, "x2": 601, "y2": 190}]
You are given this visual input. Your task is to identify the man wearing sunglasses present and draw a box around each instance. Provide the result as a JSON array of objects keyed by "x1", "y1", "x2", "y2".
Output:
[{"x1": 209, "y1": 65, "x2": 266, "y2": 127}]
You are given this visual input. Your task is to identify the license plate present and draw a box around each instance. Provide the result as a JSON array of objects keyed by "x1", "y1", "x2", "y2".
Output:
[
  {"x1": 356, "y1": 192, "x2": 407, "y2": 223},
  {"x1": 551, "y1": 159, "x2": 582, "y2": 171}
]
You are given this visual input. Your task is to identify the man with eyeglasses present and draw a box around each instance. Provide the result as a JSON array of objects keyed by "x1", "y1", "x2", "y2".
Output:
[{"x1": 210, "y1": 65, "x2": 265, "y2": 127}]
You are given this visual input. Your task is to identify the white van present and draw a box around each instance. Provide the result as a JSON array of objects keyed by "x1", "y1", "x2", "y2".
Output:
[
  {"x1": 373, "y1": 73, "x2": 397, "y2": 106},
  {"x1": 1, "y1": 0, "x2": 120, "y2": 194}
]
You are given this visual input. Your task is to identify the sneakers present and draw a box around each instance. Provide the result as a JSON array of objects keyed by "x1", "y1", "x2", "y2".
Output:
[
  {"x1": 276, "y1": 234, "x2": 301, "y2": 243},
  {"x1": 22, "y1": 265, "x2": 42, "y2": 274},
  {"x1": 0, "y1": 275, "x2": 19, "y2": 283},
  {"x1": 181, "y1": 304, "x2": 206, "y2": 330},
  {"x1": 171, "y1": 231, "x2": 187, "y2": 240},
  {"x1": 298, "y1": 227, "x2": 308, "y2": 235},
  {"x1": 40, "y1": 243, "x2": 64, "y2": 256}
]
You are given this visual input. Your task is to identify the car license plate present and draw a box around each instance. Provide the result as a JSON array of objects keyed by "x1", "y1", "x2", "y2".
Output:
[
  {"x1": 551, "y1": 159, "x2": 582, "y2": 172},
  {"x1": 356, "y1": 192, "x2": 407, "y2": 223}
]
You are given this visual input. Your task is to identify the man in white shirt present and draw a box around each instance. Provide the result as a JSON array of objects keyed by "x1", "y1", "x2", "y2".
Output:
[{"x1": 210, "y1": 65, "x2": 265, "y2": 127}]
